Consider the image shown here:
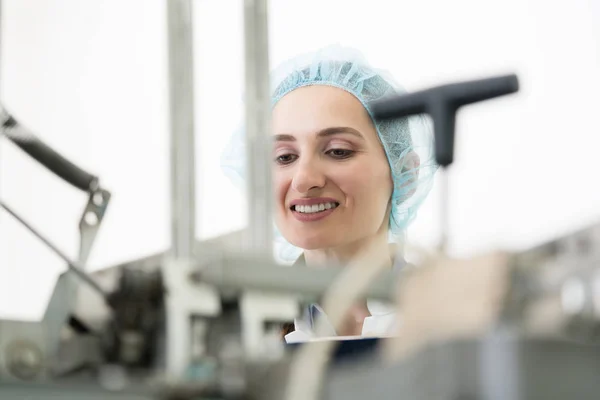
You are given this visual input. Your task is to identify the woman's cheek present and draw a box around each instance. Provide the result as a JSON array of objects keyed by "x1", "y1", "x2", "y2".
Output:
[{"x1": 273, "y1": 172, "x2": 290, "y2": 208}]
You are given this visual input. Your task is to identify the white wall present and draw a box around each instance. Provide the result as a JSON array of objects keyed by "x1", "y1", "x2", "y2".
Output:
[{"x1": 1, "y1": 0, "x2": 599, "y2": 320}]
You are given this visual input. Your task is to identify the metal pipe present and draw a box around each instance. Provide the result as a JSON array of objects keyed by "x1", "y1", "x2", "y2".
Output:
[
  {"x1": 243, "y1": 0, "x2": 273, "y2": 254},
  {"x1": 167, "y1": 0, "x2": 197, "y2": 260},
  {"x1": 439, "y1": 171, "x2": 449, "y2": 253},
  {"x1": 194, "y1": 255, "x2": 396, "y2": 302},
  {"x1": 0, "y1": 107, "x2": 99, "y2": 192},
  {"x1": 165, "y1": 0, "x2": 198, "y2": 378}
]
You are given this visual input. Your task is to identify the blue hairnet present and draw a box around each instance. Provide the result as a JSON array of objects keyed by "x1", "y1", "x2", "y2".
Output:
[{"x1": 221, "y1": 45, "x2": 437, "y2": 262}]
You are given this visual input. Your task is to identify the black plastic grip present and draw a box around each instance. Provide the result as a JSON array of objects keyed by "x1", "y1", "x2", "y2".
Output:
[
  {"x1": 370, "y1": 74, "x2": 519, "y2": 167},
  {"x1": 1, "y1": 111, "x2": 98, "y2": 191},
  {"x1": 371, "y1": 74, "x2": 519, "y2": 120}
]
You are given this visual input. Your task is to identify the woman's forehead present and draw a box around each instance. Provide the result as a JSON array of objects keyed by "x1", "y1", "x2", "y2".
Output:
[{"x1": 272, "y1": 85, "x2": 373, "y2": 137}]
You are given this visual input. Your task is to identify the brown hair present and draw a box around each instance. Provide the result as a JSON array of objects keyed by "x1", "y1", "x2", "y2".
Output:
[{"x1": 281, "y1": 322, "x2": 295, "y2": 339}]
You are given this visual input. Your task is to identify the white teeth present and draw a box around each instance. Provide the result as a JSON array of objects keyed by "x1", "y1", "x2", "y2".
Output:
[{"x1": 293, "y1": 202, "x2": 338, "y2": 214}]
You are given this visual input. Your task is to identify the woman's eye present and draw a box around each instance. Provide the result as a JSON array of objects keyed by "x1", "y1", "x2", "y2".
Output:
[
  {"x1": 275, "y1": 154, "x2": 298, "y2": 165},
  {"x1": 327, "y1": 149, "x2": 354, "y2": 159}
]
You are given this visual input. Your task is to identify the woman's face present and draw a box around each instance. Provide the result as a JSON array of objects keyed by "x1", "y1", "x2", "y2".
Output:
[{"x1": 272, "y1": 85, "x2": 393, "y2": 250}]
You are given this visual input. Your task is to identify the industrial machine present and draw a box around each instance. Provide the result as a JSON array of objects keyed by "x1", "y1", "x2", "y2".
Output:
[{"x1": 1, "y1": 1, "x2": 600, "y2": 399}]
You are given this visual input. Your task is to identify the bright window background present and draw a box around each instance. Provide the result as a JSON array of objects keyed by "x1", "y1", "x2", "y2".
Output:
[{"x1": 1, "y1": 0, "x2": 599, "y2": 320}]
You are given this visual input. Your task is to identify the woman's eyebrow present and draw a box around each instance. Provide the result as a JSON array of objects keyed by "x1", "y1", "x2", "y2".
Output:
[
  {"x1": 317, "y1": 126, "x2": 365, "y2": 140},
  {"x1": 273, "y1": 134, "x2": 295, "y2": 142},
  {"x1": 273, "y1": 127, "x2": 365, "y2": 142}
]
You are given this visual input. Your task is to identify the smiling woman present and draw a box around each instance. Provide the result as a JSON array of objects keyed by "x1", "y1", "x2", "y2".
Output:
[
  {"x1": 221, "y1": 45, "x2": 438, "y2": 341},
  {"x1": 272, "y1": 86, "x2": 394, "y2": 256}
]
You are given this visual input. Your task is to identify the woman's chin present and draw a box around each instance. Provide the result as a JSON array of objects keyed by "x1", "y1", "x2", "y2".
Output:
[{"x1": 288, "y1": 236, "x2": 341, "y2": 251}]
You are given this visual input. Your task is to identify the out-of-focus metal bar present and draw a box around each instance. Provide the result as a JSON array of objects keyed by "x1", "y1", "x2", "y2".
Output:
[
  {"x1": 439, "y1": 171, "x2": 449, "y2": 253},
  {"x1": 196, "y1": 255, "x2": 396, "y2": 302},
  {"x1": 165, "y1": 0, "x2": 201, "y2": 378},
  {"x1": 167, "y1": 0, "x2": 196, "y2": 260},
  {"x1": 0, "y1": 0, "x2": 3, "y2": 199},
  {"x1": 243, "y1": 0, "x2": 273, "y2": 253}
]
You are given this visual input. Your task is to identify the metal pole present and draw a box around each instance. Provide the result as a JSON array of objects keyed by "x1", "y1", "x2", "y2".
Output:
[
  {"x1": 0, "y1": 0, "x2": 3, "y2": 224},
  {"x1": 439, "y1": 170, "x2": 449, "y2": 254},
  {"x1": 167, "y1": 0, "x2": 196, "y2": 260},
  {"x1": 165, "y1": 0, "x2": 198, "y2": 377},
  {"x1": 243, "y1": 0, "x2": 273, "y2": 254}
]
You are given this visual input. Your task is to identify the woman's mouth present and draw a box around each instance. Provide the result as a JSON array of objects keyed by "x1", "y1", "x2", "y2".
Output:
[
  {"x1": 290, "y1": 201, "x2": 339, "y2": 222},
  {"x1": 290, "y1": 202, "x2": 339, "y2": 214}
]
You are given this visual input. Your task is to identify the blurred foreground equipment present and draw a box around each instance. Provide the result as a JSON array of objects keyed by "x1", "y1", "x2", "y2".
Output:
[{"x1": 2, "y1": 0, "x2": 600, "y2": 399}]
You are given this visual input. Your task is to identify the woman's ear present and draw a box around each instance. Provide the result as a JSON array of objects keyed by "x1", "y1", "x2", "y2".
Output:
[
  {"x1": 404, "y1": 151, "x2": 421, "y2": 178},
  {"x1": 395, "y1": 151, "x2": 421, "y2": 203}
]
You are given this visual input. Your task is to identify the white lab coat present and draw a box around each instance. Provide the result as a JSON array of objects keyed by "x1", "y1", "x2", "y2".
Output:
[
  {"x1": 284, "y1": 251, "x2": 403, "y2": 344},
  {"x1": 284, "y1": 299, "x2": 398, "y2": 343}
]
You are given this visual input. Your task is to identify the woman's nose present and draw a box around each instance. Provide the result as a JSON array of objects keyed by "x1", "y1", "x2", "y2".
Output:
[{"x1": 291, "y1": 160, "x2": 326, "y2": 193}]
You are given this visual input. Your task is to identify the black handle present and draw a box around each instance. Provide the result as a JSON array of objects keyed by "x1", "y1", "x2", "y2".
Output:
[
  {"x1": 1, "y1": 108, "x2": 99, "y2": 192},
  {"x1": 371, "y1": 74, "x2": 519, "y2": 167}
]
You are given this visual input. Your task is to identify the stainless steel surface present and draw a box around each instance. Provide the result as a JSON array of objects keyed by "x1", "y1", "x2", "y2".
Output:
[
  {"x1": 165, "y1": 0, "x2": 206, "y2": 379},
  {"x1": 44, "y1": 188, "x2": 112, "y2": 358},
  {"x1": 240, "y1": 292, "x2": 298, "y2": 360},
  {"x1": 50, "y1": 335, "x2": 102, "y2": 377},
  {"x1": 4, "y1": 335, "x2": 600, "y2": 400},
  {"x1": 79, "y1": 189, "x2": 111, "y2": 264},
  {"x1": 243, "y1": 0, "x2": 274, "y2": 253},
  {"x1": 43, "y1": 274, "x2": 78, "y2": 359},
  {"x1": 163, "y1": 257, "x2": 221, "y2": 378},
  {"x1": 167, "y1": 0, "x2": 197, "y2": 261},
  {"x1": 71, "y1": 231, "x2": 245, "y2": 332},
  {"x1": 439, "y1": 170, "x2": 449, "y2": 253},
  {"x1": 0, "y1": 382, "x2": 155, "y2": 400},
  {"x1": 0, "y1": 320, "x2": 47, "y2": 382},
  {"x1": 5, "y1": 339, "x2": 44, "y2": 381},
  {"x1": 197, "y1": 254, "x2": 396, "y2": 302},
  {"x1": 505, "y1": 224, "x2": 600, "y2": 339},
  {"x1": 480, "y1": 330, "x2": 521, "y2": 400},
  {"x1": 321, "y1": 336, "x2": 600, "y2": 400}
]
